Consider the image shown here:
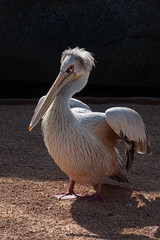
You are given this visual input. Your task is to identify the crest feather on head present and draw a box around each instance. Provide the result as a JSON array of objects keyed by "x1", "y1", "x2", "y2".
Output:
[{"x1": 61, "y1": 47, "x2": 95, "y2": 72}]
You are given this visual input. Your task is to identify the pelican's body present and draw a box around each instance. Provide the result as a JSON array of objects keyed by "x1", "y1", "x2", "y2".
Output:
[
  {"x1": 42, "y1": 98, "x2": 117, "y2": 185},
  {"x1": 29, "y1": 47, "x2": 151, "y2": 201}
]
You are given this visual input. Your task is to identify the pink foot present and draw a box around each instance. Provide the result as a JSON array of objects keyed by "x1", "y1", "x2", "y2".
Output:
[
  {"x1": 49, "y1": 179, "x2": 81, "y2": 200},
  {"x1": 81, "y1": 193, "x2": 104, "y2": 202},
  {"x1": 81, "y1": 180, "x2": 104, "y2": 202},
  {"x1": 50, "y1": 192, "x2": 81, "y2": 200}
]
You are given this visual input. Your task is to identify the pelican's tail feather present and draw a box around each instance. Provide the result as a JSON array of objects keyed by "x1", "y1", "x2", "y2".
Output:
[
  {"x1": 109, "y1": 170, "x2": 129, "y2": 183},
  {"x1": 124, "y1": 138, "x2": 135, "y2": 172}
]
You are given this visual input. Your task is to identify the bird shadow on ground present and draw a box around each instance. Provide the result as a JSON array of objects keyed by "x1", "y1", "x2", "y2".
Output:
[{"x1": 69, "y1": 183, "x2": 160, "y2": 240}]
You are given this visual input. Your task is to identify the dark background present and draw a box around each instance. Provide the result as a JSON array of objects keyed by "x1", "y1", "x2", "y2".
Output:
[{"x1": 1, "y1": 0, "x2": 160, "y2": 98}]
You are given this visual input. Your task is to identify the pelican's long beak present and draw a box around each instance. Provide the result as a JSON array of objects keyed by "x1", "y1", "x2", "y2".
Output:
[{"x1": 29, "y1": 71, "x2": 81, "y2": 131}]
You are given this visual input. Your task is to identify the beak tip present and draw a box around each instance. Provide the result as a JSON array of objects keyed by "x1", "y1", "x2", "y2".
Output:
[{"x1": 29, "y1": 125, "x2": 32, "y2": 132}]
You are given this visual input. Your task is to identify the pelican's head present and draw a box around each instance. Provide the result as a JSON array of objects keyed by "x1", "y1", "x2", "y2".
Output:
[
  {"x1": 60, "y1": 47, "x2": 95, "y2": 93},
  {"x1": 29, "y1": 47, "x2": 95, "y2": 131}
]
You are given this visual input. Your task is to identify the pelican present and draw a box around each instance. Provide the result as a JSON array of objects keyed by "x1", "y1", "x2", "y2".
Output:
[{"x1": 29, "y1": 47, "x2": 151, "y2": 201}]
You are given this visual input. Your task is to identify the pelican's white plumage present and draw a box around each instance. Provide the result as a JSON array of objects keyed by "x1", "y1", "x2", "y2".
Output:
[{"x1": 29, "y1": 47, "x2": 151, "y2": 201}]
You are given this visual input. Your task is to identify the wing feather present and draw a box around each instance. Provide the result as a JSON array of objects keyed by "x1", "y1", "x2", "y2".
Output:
[
  {"x1": 105, "y1": 107, "x2": 151, "y2": 155},
  {"x1": 69, "y1": 98, "x2": 91, "y2": 111}
]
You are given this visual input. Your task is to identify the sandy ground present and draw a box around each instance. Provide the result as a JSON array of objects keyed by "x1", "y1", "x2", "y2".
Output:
[{"x1": 0, "y1": 99, "x2": 160, "y2": 240}]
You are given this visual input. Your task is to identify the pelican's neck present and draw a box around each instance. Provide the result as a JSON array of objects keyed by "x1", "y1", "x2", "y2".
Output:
[
  {"x1": 54, "y1": 72, "x2": 89, "y2": 112},
  {"x1": 53, "y1": 87, "x2": 73, "y2": 117},
  {"x1": 47, "y1": 91, "x2": 77, "y2": 133},
  {"x1": 48, "y1": 84, "x2": 76, "y2": 129}
]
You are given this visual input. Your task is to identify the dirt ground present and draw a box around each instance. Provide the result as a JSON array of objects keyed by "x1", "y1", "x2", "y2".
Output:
[{"x1": 0, "y1": 99, "x2": 160, "y2": 240}]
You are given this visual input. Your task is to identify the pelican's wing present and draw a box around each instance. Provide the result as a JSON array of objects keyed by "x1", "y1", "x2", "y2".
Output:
[
  {"x1": 70, "y1": 98, "x2": 95, "y2": 126},
  {"x1": 70, "y1": 98, "x2": 91, "y2": 111},
  {"x1": 105, "y1": 107, "x2": 151, "y2": 171}
]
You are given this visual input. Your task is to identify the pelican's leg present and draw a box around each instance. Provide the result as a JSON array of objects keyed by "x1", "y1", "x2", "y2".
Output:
[
  {"x1": 50, "y1": 179, "x2": 81, "y2": 200},
  {"x1": 82, "y1": 180, "x2": 104, "y2": 202}
]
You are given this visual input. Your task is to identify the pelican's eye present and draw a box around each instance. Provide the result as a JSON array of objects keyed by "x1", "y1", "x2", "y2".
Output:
[{"x1": 66, "y1": 65, "x2": 74, "y2": 73}]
